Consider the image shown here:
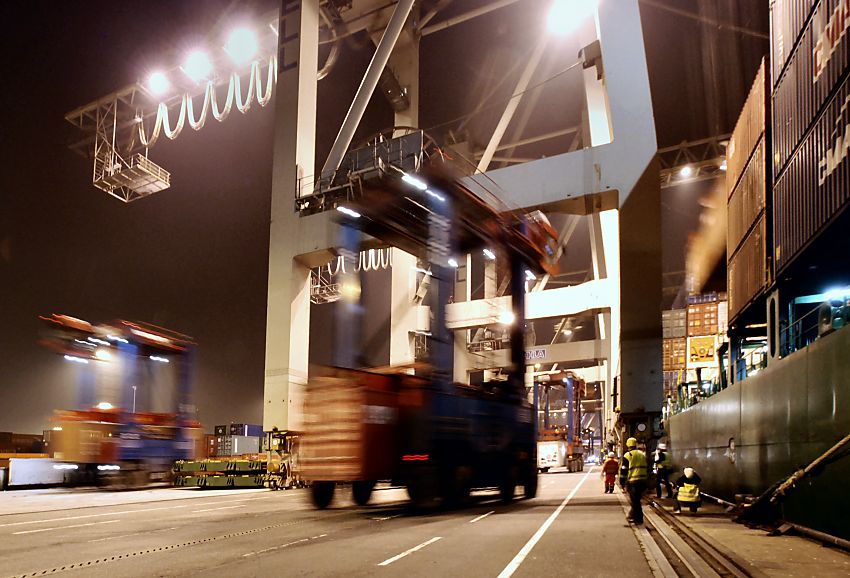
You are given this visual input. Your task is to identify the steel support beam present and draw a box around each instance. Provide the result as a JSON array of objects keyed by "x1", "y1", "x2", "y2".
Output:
[
  {"x1": 476, "y1": 36, "x2": 548, "y2": 173},
  {"x1": 321, "y1": 0, "x2": 415, "y2": 177},
  {"x1": 263, "y1": 0, "x2": 322, "y2": 433}
]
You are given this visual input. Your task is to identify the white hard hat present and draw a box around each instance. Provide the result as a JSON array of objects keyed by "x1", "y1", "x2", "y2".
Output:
[
  {"x1": 608, "y1": 452, "x2": 616, "y2": 458},
  {"x1": 658, "y1": 443, "x2": 667, "y2": 450},
  {"x1": 684, "y1": 467, "x2": 694, "y2": 478}
]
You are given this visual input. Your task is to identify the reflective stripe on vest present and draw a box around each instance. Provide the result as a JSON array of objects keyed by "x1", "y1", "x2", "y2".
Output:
[
  {"x1": 678, "y1": 482, "x2": 699, "y2": 502},
  {"x1": 626, "y1": 450, "x2": 648, "y2": 482}
]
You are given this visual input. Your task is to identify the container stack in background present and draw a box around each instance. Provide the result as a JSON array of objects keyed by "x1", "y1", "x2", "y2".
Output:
[
  {"x1": 213, "y1": 423, "x2": 263, "y2": 457},
  {"x1": 771, "y1": 0, "x2": 850, "y2": 274},
  {"x1": 662, "y1": 293, "x2": 729, "y2": 402},
  {"x1": 727, "y1": 58, "x2": 772, "y2": 324}
]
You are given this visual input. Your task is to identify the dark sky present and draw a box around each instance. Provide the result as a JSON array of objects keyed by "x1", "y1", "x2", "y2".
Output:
[{"x1": 0, "y1": 0, "x2": 767, "y2": 434}]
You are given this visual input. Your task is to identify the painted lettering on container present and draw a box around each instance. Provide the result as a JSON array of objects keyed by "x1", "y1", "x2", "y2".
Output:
[
  {"x1": 818, "y1": 94, "x2": 850, "y2": 185},
  {"x1": 813, "y1": 0, "x2": 850, "y2": 81}
]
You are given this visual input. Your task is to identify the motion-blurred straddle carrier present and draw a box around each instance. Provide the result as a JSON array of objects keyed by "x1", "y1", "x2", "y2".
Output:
[{"x1": 300, "y1": 164, "x2": 559, "y2": 508}]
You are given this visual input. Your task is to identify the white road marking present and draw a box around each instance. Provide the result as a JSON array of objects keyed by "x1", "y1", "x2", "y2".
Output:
[
  {"x1": 192, "y1": 504, "x2": 246, "y2": 513},
  {"x1": 497, "y1": 467, "x2": 595, "y2": 578},
  {"x1": 469, "y1": 510, "x2": 495, "y2": 523},
  {"x1": 13, "y1": 519, "x2": 120, "y2": 535},
  {"x1": 87, "y1": 526, "x2": 178, "y2": 543},
  {"x1": 0, "y1": 505, "x2": 189, "y2": 529},
  {"x1": 372, "y1": 514, "x2": 402, "y2": 521},
  {"x1": 378, "y1": 536, "x2": 442, "y2": 566},
  {"x1": 242, "y1": 533, "x2": 328, "y2": 557}
]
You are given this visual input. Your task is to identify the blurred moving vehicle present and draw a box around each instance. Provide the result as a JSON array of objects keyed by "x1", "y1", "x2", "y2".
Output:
[
  {"x1": 299, "y1": 159, "x2": 559, "y2": 508},
  {"x1": 40, "y1": 315, "x2": 202, "y2": 488}
]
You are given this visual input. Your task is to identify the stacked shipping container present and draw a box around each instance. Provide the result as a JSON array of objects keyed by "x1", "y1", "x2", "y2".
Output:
[
  {"x1": 772, "y1": 0, "x2": 850, "y2": 272},
  {"x1": 727, "y1": 60, "x2": 773, "y2": 321}
]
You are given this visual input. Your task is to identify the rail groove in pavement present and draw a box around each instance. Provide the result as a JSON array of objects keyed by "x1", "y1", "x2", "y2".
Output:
[{"x1": 644, "y1": 497, "x2": 760, "y2": 578}]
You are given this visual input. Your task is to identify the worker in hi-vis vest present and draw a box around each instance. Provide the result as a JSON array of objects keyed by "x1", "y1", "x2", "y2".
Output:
[
  {"x1": 653, "y1": 442, "x2": 673, "y2": 498},
  {"x1": 619, "y1": 437, "x2": 648, "y2": 524},
  {"x1": 673, "y1": 467, "x2": 702, "y2": 513}
]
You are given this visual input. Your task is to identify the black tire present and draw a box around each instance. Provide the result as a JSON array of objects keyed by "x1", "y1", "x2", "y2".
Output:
[
  {"x1": 311, "y1": 481, "x2": 335, "y2": 509},
  {"x1": 407, "y1": 469, "x2": 439, "y2": 510},
  {"x1": 499, "y1": 466, "x2": 517, "y2": 503},
  {"x1": 352, "y1": 480, "x2": 375, "y2": 506},
  {"x1": 441, "y1": 466, "x2": 472, "y2": 508},
  {"x1": 522, "y1": 465, "x2": 538, "y2": 499}
]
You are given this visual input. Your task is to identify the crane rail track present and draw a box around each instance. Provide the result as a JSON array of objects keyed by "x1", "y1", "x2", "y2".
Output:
[{"x1": 644, "y1": 497, "x2": 758, "y2": 578}]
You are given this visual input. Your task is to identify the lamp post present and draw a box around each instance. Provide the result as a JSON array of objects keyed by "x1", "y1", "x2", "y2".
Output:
[{"x1": 132, "y1": 386, "x2": 137, "y2": 413}]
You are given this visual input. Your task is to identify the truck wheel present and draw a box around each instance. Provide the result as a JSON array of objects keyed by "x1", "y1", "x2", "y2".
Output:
[
  {"x1": 352, "y1": 480, "x2": 375, "y2": 506},
  {"x1": 499, "y1": 466, "x2": 517, "y2": 503},
  {"x1": 442, "y1": 466, "x2": 472, "y2": 508},
  {"x1": 311, "y1": 481, "x2": 335, "y2": 509},
  {"x1": 407, "y1": 470, "x2": 438, "y2": 510},
  {"x1": 522, "y1": 466, "x2": 538, "y2": 499}
]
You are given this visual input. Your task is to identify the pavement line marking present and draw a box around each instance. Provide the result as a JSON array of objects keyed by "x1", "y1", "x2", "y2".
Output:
[
  {"x1": 87, "y1": 525, "x2": 178, "y2": 543},
  {"x1": 13, "y1": 519, "x2": 120, "y2": 535},
  {"x1": 243, "y1": 533, "x2": 328, "y2": 557},
  {"x1": 372, "y1": 514, "x2": 402, "y2": 521},
  {"x1": 469, "y1": 510, "x2": 495, "y2": 523},
  {"x1": 378, "y1": 536, "x2": 442, "y2": 566},
  {"x1": 497, "y1": 467, "x2": 594, "y2": 578},
  {"x1": 0, "y1": 505, "x2": 189, "y2": 528},
  {"x1": 192, "y1": 504, "x2": 246, "y2": 513}
]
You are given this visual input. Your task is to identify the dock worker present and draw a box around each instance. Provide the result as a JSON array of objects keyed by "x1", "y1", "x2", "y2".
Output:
[
  {"x1": 601, "y1": 452, "x2": 619, "y2": 493},
  {"x1": 673, "y1": 467, "x2": 702, "y2": 513},
  {"x1": 619, "y1": 437, "x2": 648, "y2": 524},
  {"x1": 653, "y1": 443, "x2": 673, "y2": 498}
]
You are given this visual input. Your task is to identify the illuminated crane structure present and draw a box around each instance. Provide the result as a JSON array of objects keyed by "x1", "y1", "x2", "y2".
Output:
[{"x1": 66, "y1": 0, "x2": 662, "y2": 449}]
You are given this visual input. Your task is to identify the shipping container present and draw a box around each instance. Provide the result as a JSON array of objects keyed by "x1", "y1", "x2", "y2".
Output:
[
  {"x1": 773, "y1": 69, "x2": 850, "y2": 272},
  {"x1": 662, "y1": 309, "x2": 687, "y2": 339},
  {"x1": 718, "y1": 301, "x2": 729, "y2": 336},
  {"x1": 728, "y1": 60, "x2": 769, "y2": 196},
  {"x1": 773, "y1": 0, "x2": 850, "y2": 179},
  {"x1": 204, "y1": 434, "x2": 218, "y2": 458},
  {"x1": 663, "y1": 337, "x2": 687, "y2": 371},
  {"x1": 771, "y1": 0, "x2": 819, "y2": 85},
  {"x1": 687, "y1": 301, "x2": 720, "y2": 337},
  {"x1": 216, "y1": 435, "x2": 261, "y2": 457},
  {"x1": 229, "y1": 424, "x2": 263, "y2": 437},
  {"x1": 663, "y1": 370, "x2": 683, "y2": 399},
  {"x1": 729, "y1": 215, "x2": 770, "y2": 320},
  {"x1": 214, "y1": 425, "x2": 227, "y2": 436},
  {"x1": 728, "y1": 138, "x2": 768, "y2": 255}
]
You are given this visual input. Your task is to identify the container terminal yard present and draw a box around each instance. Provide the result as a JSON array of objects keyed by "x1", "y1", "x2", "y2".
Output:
[{"x1": 2, "y1": 0, "x2": 850, "y2": 576}]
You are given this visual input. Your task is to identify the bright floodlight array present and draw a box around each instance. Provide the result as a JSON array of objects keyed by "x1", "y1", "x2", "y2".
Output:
[
  {"x1": 547, "y1": 0, "x2": 598, "y2": 36},
  {"x1": 147, "y1": 27, "x2": 260, "y2": 96}
]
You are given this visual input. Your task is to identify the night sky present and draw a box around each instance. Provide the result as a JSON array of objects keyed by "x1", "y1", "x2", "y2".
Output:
[{"x1": 0, "y1": 0, "x2": 767, "y2": 434}]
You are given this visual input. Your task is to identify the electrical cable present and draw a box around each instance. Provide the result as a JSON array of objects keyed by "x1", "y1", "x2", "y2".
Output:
[{"x1": 139, "y1": 55, "x2": 277, "y2": 148}]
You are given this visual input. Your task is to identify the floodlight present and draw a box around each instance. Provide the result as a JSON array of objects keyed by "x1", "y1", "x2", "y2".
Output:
[
  {"x1": 336, "y1": 206, "x2": 361, "y2": 218},
  {"x1": 448, "y1": 258, "x2": 459, "y2": 268},
  {"x1": 148, "y1": 71, "x2": 170, "y2": 96},
  {"x1": 525, "y1": 270, "x2": 536, "y2": 281},
  {"x1": 499, "y1": 310, "x2": 516, "y2": 325},
  {"x1": 483, "y1": 248, "x2": 496, "y2": 260},
  {"x1": 402, "y1": 174, "x2": 428, "y2": 191},
  {"x1": 547, "y1": 0, "x2": 598, "y2": 36},
  {"x1": 182, "y1": 50, "x2": 213, "y2": 82},
  {"x1": 149, "y1": 355, "x2": 170, "y2": 363},
  {"x1": 96, "y1": 402, "x2": 114, "y2": 410},
  {"x1": 679, "y1": 165, "x2": 694, "y2": 178},
  {"x1": 225, "y1": 28, "x2": 258, "y2": 66},
  {"x1": 719, "y1": 160, "x2": 728, "y2": 171}
]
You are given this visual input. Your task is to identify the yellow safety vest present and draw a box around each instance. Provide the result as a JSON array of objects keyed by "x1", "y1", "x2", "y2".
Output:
[
  {"x1": 678, "y1": 482, "x2": 700, "y2": 502},
  {"x1": 625, "y1": 450, "x2": 648, "y2": 482}
]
